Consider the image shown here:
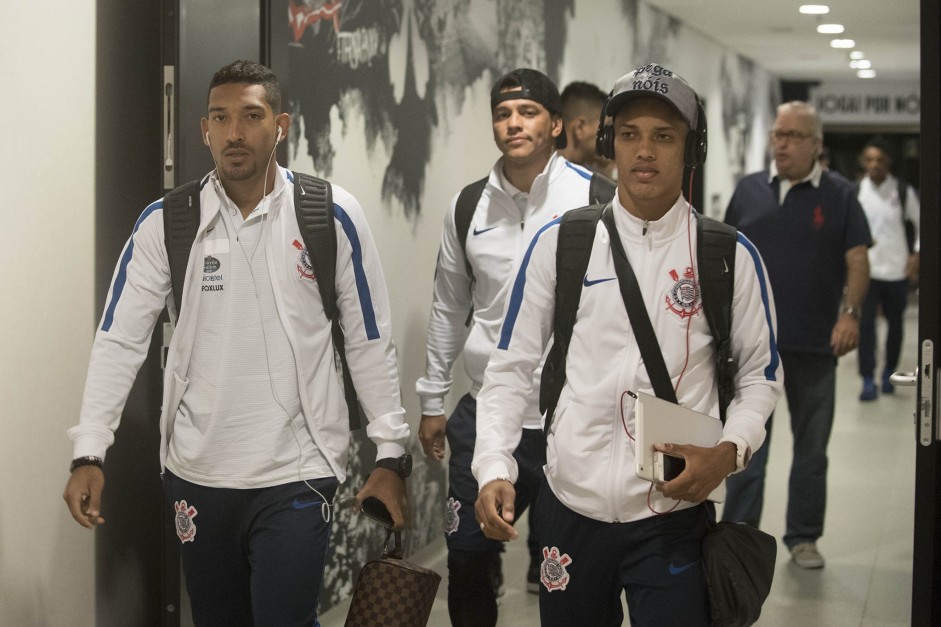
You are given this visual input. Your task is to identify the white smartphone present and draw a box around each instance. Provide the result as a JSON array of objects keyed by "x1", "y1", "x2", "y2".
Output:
[{"x1": 652, "y1": 451, "x2": 686, "y2": 483}]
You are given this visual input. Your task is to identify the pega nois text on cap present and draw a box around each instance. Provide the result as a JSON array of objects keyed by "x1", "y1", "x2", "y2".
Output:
[{"x1": 604, "y1": 63, "x2": 699, "y2": 130}]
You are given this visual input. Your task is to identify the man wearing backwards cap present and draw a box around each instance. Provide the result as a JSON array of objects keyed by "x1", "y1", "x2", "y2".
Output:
[
  {"x1": 473, "y1": 63, "x2": 781, "y2": 624},
  {"x1": 416, "y1": 67, "x2": 614, "y2": 626}
]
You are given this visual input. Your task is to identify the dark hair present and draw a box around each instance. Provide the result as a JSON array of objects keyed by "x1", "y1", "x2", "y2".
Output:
[
  {"x1": 208, "y1": 60, "x2": 282, "y2": 113},
  {"x1": 560, "y1": 81, "x2": 607, "y2": 121},
  {"x1": 863, "y1": 135, "x2": 893, "y2": 161}
]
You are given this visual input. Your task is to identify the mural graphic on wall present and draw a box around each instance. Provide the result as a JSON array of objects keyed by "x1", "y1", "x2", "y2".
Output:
[
  {"x1": 284, "y1": 0, "x2": 582, "y2": 218},
  {"x1": 273, "y1": 0, "x2": 771, "y2": 613},
  {"x1": 720, "y1": 54, "x2": 757, "y2": 185}
]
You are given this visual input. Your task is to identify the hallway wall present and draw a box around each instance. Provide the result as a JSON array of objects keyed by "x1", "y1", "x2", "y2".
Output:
[{"x1": 0, "y1": 2, "x2": 97, "y2": 625}]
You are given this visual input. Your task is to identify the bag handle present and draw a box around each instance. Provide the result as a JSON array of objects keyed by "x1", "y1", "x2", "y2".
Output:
[{"x1": 381, "y1": 529, "x2": 404, "y2": 559}]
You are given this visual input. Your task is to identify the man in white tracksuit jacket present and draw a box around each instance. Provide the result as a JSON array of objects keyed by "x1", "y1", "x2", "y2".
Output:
[
  {"x1": 63, "y1": 61, "x2": 409, "y2": 625},
  {"x1": 417, "y1": 68, "x2": 613, "y2": 626},
  {"x1": 473, "y1": 63, "x2": 782, "y2": 625}
]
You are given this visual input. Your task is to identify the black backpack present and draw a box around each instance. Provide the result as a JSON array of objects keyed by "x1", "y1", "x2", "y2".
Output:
[
  {"x1": 539, "y1": 204, "x2": 739, "y2": 432},
  {"x1": 452, "y1": 171, "x2": 617, "y2": 324},
  {"x1": 162, "y1": 172, "x2": 363, "y2": 430}
]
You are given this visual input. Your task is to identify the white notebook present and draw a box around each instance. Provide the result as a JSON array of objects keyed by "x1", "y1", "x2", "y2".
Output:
[{"x1": 634, "y1": 391, "x2": 726, "y2": 503}]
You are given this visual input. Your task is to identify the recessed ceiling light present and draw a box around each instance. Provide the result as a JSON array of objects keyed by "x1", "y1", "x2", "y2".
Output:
[
  {"x1": 857, "y1": 69, "x2": 877, "y2": 79},
  {"x1": 818, "y1": 24, "x2": 845, "y2": 34},
  {"x1": 799, "y1": 5, "x2": 830, "y2": 14},
  {"x1": 850, "y1": 60, "x2": 872, "y2": 69},
  {"x1": 850, "y1": 51, "x2": 865, "y2": 60},
  {"x1": 830, "y1": 39, "x2": 856, "y2": 48}
]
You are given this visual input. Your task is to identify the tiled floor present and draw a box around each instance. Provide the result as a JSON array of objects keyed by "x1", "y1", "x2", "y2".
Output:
[{"x1": 321, "y1": 307, "x2": 918, "y2": 626}]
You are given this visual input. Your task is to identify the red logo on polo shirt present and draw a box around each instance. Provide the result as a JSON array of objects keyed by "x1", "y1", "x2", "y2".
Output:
[{"x1": 813, "y1": 206, "x2": 825, "y2": 229}]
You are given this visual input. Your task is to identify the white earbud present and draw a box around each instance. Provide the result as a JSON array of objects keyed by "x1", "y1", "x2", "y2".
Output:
[
  {"x1": 205, "y1": 131, "x2": 211, "y2": 146},
  {"x1": 276, "y1": 127, "x2": 283, "y2": 143}
]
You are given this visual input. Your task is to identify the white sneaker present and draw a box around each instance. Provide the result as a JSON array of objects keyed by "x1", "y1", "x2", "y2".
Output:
[{"x1": 791, "y1": 542, "x2": 825, "y2": 569}]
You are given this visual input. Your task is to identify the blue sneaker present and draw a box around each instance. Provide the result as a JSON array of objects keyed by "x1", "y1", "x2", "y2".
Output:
[
  {"x1": 882, "y1": 372, "x2": 895, "y2": 394},
  {"x1": 860, "y1": 377, "x2": 878, "y2": 401}
]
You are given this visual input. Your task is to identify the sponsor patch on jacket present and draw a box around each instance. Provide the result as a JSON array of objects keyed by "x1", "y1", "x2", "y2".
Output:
[
  {"x1": 292, "y1": 239, "x2": 316, "y2": 281},
  {"x1": 541, "y1": 546, "x2": 572, "y2": 592},
  {"x1": 202, "y1": 255, "x2": 225, "y2": 291},
  {"x1": 174, "y1": 500, "x2": 198, "y2": 544},
  {"x1": 664, "y1": 266, "x2": 702, "y2": 320}
]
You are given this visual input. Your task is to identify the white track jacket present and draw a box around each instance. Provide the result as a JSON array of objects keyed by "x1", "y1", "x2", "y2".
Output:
[
  {"x1": 68, "y1": 167, "x2": 408, "y2": 482},
  {"x1": 473, "y1": 194, "x2": 782, "y2": 523},
  {"x1": 416, "y1": 154, "x2": 598, "y2": 428}
]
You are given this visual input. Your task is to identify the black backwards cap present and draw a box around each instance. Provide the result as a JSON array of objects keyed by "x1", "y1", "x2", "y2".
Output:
[
  {"x1": 490, "y1": 68, "x2": 567, "y2": 149},
  {"x1": 605, "y1": 63, "x2": 699, "y2": 130}
]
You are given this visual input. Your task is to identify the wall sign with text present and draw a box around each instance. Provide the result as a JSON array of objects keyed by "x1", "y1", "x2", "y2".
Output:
[{"x1": 810, "y1": 82, "x2": 920, "y2": 125}]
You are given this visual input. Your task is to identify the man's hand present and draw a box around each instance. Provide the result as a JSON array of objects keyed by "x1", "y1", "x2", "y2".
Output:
[
  {"x1": 655, "y1": 442, "x2": 736, "y2": 503},
  {"x1": 906, "y1": 252, "x2": 920, "y2": 286},
  {"x1": 355, "y1": 467, "x2": 408, "y2": 530},
  {"x1": 831, "y1": 314, "x2": 860, "y2": 356},
  {"x1": 419, "y1": 414, "x2": 446, "y2": 461},
  {"x1": 63, "y1": 466, "x2": 106, "y2": 528},
  {"x1": 474, "y1": 479, "x2": 517, "y2": 541}
]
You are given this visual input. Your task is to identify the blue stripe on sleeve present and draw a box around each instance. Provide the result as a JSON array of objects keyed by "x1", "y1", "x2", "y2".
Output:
[
  {"x1": 564, "y1": 161, "x2": 592, "y2": 181},
  {"x1": 738, "y1": 233, "x2": 779, "y2": 381},
  {"x1": 102, "y1": 200, "x2": 163, "y2": 332},
  {"x1": 498, "y1": 217, "x2": 563, "y2": 350},
  {"x1": 334, "y1": 203, "x2": 380, "y2": 340}
]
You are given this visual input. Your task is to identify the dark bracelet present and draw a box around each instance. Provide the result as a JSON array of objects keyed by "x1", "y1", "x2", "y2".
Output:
[{"x1": 70, "y1": 456, "x2": 103, "y2": 473}]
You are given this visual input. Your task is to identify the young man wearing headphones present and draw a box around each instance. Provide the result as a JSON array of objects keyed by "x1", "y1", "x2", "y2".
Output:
[
  {"x1": 473, "y1": 63, "x2": 782, "y2": 625},
  {"x1": 63, "y1": 60, "x2": 410, "y2": 625},
  {"x1": 416, "y1": 68, "x2": 613, "y2": 626}
]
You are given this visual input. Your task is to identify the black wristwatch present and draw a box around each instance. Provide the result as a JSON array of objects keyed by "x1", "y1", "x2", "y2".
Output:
[
  {"x1": 70, "y1": 456, "x2": 103, "y2": 473},
  {"x1": 376, "y1": 454, "x2": 412, "y2": 479}
]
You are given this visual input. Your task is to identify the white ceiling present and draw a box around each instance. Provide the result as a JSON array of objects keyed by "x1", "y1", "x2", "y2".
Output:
[{"x1": 644, "y1": 0, "x2": 921, "y2": 83}]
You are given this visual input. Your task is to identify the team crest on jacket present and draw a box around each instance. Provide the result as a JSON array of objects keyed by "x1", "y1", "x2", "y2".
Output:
[
  {"x1": 664, "y1": 266, "x2": 702, "y2": 319},
  {"x1": 445, "y1": 497, "x2": 461, "y2": 535},
  {"x1": 292, "y1": 239, "x2": 316, "y2": 280},
  {"x1": 541, "y1": 546, "x2": 573, "y2": 592},
  {"x1": 174, "y1": 500, "x2": 198, "y2": 544}
]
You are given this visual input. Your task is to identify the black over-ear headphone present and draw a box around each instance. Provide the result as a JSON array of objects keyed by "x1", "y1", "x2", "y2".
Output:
[
  {"x1": 595, "y1": 95, "x2": 708, "y2": 168},
  {"x1": 595, "y1": 91, "x2": 616, "y2": 161}
]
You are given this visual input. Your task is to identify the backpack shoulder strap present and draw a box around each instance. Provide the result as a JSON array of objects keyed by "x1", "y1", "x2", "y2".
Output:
[
  {"x1": 588, "y1": 172, "x2": 617, "y2": 205},
  {"x1": 454, "y1": 176, "x2": 489, "y2": 278},
  {"x1": 293, "y1": 172, "x2": 337, "y2": 319},
  {"x1": 163, "y1": 180, "x2": 202, "y2": 316},
  {"x1": 695, "y1": 214, "x2": 738, "y2": 424},
  {"x1": 540, "y1": 204, "x2": 606, "y2": 434},
  {"x1": 453, "y1": 176, "x2": 489, "y2": 326},
  {"x1": 292, "y1": 172, "x2": 363, "y2": 430},
  {"x1": 897, "y1": 180, "x2": 916, "y2": 253}
]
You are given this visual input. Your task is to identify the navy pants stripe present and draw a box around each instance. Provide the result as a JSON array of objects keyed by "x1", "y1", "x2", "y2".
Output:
[
  {"x1": 536, "y1": 479, "x2": 712, "y2": 627},
  {"x1": 164, "y1": 471, "x2": 337, "y2": 627}
]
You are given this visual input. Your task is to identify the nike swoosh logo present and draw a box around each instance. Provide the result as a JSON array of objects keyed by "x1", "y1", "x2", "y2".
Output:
[
  {"x1": 292, "y1": 498, "x2": 323, "y2": 510},
  {"x1": 723, "y1": 258, "x2": 730, "y2": 273},
  {"x1": 582, "y1": 276, "x2": 616, "y2": 287},
  {"x1": 473, "y1": 225, "x2": 499, "y2": 236},
  {"x1": 668, "y1": 560, "x2": 699, "y2": 575}
]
